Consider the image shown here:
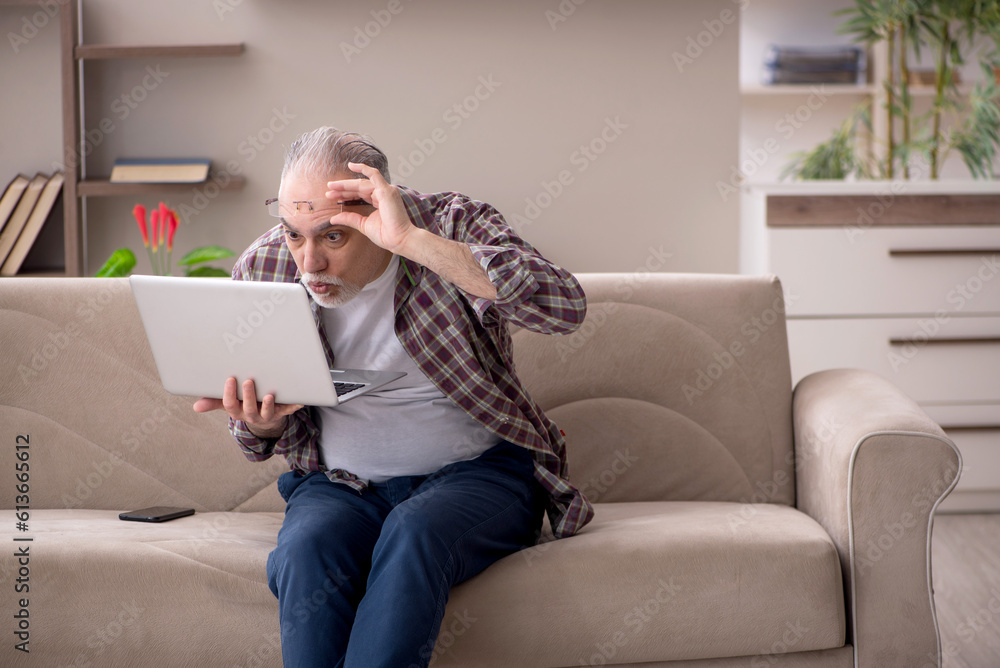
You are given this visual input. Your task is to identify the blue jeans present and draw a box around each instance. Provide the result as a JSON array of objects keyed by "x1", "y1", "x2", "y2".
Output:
[{"x1": 266, "y1": 440, "x2": 544, "y2": 668}]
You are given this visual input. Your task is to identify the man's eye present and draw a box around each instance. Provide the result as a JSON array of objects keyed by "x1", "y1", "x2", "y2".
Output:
[
  {"x1": 327, "y1": 232, "x2": 343, "y2": 242},
  {"x1": 284, "y1": 231, "x2": 300, "y2": 241}
]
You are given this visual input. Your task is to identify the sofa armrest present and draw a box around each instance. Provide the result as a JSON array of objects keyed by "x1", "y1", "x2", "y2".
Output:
[{"x1": 793, "y1": 368, "x2": 961, "y2": 668}]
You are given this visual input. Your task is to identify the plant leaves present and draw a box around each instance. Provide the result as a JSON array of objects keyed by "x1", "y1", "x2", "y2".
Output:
[
  {"x1": 781, "y1": 109, "x2": 869, "y2": 181},
  {"x1": 94, "y1": 248, "x2": 136, "y2": 277},
  {"x1": 178, "y1": 245, "x2": 235, "y2": 266}
]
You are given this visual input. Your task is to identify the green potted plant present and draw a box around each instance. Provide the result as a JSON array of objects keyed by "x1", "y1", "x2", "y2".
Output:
[
  {"x1": 95, "y1": 201, "x2": 234, "y2": 277},
  {"x1": 783, "y1": 0, "x2": 1000, "y2": 181}
]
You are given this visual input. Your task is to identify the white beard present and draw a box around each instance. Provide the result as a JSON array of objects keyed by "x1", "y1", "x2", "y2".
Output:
[{"x1": 300, "y1": 272, "x2": 364, "y2": 308}]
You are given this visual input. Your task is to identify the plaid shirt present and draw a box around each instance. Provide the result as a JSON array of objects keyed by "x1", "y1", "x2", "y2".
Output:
[{"x1": 228, "y1": 186, "x2": 594, "y2": 538}]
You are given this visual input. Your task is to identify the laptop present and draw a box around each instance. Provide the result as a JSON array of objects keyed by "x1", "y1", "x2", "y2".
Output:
[{"x1": 129, "y1": 275, "x2": 405, "y2": 407}]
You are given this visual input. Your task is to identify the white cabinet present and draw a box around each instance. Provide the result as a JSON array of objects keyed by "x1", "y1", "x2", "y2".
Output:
[
  {"x1": 742, "y1": 181, "x2": 1000, "y2": 512},
  {"x1": 770, "y1": 226, "x2": 1000, "y2": 315}
]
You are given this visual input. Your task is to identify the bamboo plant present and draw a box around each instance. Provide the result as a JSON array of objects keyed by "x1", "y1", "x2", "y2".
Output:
[{"x1": 783, "y1": 0, "x2": 1000, "y2": 181}]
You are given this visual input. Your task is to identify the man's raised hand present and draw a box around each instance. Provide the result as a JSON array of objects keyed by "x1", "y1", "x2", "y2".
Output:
[{"x1": 326, "y1": 162, "x2": 418, "y2": 256}]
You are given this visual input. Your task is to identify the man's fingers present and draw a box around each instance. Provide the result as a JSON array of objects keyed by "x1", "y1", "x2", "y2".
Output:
[
  {"x1": 325, "y1": 183, "x2": 366, "y2": 201},
  {"x1": 327, "y1": 163, "x2": 390, "y2": 203},
  {"x1": 241, "y1": 379, "x2": 261, "y2": 418},
  {"x1": 326, "y1": 174, "x2": 375, "y2": 201},
  {"x1": 278, "y1": 403, "x2": 305, "y2": 417},
  {"x1": 259, "y1": 393, "x2": 277, "y2": 421},
  {"x1": 258, "y1": 396, "x2": 301, "y2": 419},
  {"x1": 348, "y1": 162, "x2": 392, "y2": 189},
  {"x1": 205, "y1": 377, "x2": 297, "y2": 427},
  {"x1": 221, "y1": 377, "x2": 241, "y2": 413},
  {"x1": 192, "y1": 397, "x2": 223, "y2": 413}
]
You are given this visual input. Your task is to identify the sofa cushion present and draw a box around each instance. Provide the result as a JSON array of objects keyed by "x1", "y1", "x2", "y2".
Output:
[
  {"x1": 11, "y1": 502, "x2": 844, "y2": 667},
  {"x1": 12, "y1": 502, "x2": 845, "y2": 668},
  {"x1": 513, "y1": 273, "x2": 797, "y2": 506},
  {"x1": 6, "y1": 509, "x2": 282, "y2": 668},
  {"x1": 435, "y1": 501, "x2": 846, "y2": 667}
]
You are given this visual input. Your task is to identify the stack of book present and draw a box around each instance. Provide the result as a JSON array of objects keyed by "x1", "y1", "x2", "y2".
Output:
[
  {"x1": 763, "y1": 45, "x2": 864, "y2": 85},
  {"x1": 110, "y1": 158, "x2": 210, "y2": 183},
  {"x1": 0, "y1": 173, "x2": 65, "y2": 276}
]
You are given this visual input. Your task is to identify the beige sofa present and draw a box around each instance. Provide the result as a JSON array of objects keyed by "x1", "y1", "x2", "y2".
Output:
[{"x1": 0, "y1": 273, "x2": 960, "y2": 668}]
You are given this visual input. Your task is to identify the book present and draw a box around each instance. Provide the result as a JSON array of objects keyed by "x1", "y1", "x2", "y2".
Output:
[
  {"x1": 0, "y1": 175, "x2": 30, "y2": 240},
  {"x1": 762, "y1": 69, "x2": 861, "y2": 85},
  {"x1": 763, "y1": 45, "x2": 863, "y2": 86},
  {"x1": 0, "y1": 173, "x2": 49, "y2": 268},
  {"x1": 110, "y1": 158, "x2": 211, "y2": 183},
  {"x1": 1, "y1": 173, "x2": 64, "y2": 276},
  {"x1": 17, "y1": 193, "x2": 63, "y2": 273},
  {"x1": 764, "y1": 45, "x2": 863, "y2": 71}
]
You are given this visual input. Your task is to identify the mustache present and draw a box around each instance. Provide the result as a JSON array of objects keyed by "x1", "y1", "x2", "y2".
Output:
[{"x1": 300, "y1": 272, "x2": 346, "y2": 285}]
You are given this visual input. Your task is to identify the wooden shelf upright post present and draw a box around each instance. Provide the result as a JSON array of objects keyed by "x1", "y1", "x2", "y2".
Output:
[{"x1": 60, "y1": 0, "x2": 81, "y2": 276}]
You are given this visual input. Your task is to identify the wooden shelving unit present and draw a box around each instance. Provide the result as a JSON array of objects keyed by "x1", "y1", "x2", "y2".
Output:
[
  {"x1": 77, "y1": 176, "x2": 245, "y2": 198},
  {"x1": 3, "y1": 0, "x2": 244, "y2": 276},
  {"x1": 740, "y1": 83, "x2": 877, "y2": 96},
  {"x1": 75, "y1": 43, "x2": 244, "y2": 59}
]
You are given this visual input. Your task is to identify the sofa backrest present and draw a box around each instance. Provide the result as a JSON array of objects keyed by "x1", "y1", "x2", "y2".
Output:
[
  {"x1": 0, "y1": 273, "x2": 796, "y2": 513},
  {"x1": 511, "y1": 273, "x2": 796, "y2": 506},
  {"x1": 0, "y1": 278, "x2": 288, "y2": 513}
]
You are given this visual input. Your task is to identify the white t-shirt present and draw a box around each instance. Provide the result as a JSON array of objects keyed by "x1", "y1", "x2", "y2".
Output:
[{"x1": 316, "y1": 255, "x2": 500, "y2": 483}]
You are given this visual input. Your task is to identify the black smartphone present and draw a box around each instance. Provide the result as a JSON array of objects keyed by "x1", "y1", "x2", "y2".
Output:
[{"x1": 119, "y1": 506, "x2": 195, "y2": 523}]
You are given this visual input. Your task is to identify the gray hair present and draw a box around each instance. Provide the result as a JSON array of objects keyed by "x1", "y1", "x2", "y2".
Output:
[{"x1": 281, "y1": 127, "x2": 391, "y2": 184}]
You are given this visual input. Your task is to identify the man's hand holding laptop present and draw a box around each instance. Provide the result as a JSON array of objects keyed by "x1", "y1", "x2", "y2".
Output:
[{"x1": 193, "y1": 377, "x2": 302, "y2": 438}]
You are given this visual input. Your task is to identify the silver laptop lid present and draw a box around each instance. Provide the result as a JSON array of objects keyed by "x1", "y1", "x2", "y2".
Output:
[{"x1": 129, "y1": 275, "x2": 403, "y2": 407}]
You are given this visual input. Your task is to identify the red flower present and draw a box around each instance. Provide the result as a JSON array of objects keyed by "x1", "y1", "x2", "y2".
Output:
[
  {"x1": 150, "y1": 209, "x2": 159, "y2": 252},
  {"x1": 167, "y1": 209, "x2": 179, "y2": 252},
  {"x1": 158, "y1": 202, "x2": 169, "y2": 247},
  {"x1": 133, "y1": 204, "x2": 149, "y2": 247}
]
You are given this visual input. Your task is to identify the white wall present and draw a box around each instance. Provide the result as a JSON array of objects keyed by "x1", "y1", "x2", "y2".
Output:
[
  {"x1": 1, "y1": 6, "x2": 62, "y2": 181},
  {"x1": 3, "y1": 0, "x2": 742, "y2": 276}
]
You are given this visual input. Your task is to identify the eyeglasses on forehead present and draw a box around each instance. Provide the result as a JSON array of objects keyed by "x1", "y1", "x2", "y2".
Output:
[{"x1": 265, "y1": 198, "x2": 368, "y2": 217}]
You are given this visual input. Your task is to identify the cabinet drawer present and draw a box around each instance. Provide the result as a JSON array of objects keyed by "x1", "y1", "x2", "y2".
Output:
[
  {"x1": 922, "y1": 405, "x2": 1000, "y2": 490},
  {"x1": 922, "y1": 403, "x2": 1000, "y2": 429},
  {"x1": 787, "y1": 316, "x2": 1000, "y2": 403},
  {"x1": 943, "y1": 428, "x2": 1000, "y2": 491},
  {"x1": 769, "y1": 226, "x2": 1000, "y2": 316}
]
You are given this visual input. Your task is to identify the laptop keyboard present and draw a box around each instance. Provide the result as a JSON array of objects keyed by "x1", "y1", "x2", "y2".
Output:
[{"x1": 333, "y1": 381, "x2": 366, "y2": 397}]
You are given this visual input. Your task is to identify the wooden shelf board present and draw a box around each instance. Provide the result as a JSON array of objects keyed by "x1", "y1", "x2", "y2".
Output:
[
  {"x1": 741, "y1": 83, "x2": 876, "y2": 96},
  {"x1": 78, "y1": 176, "x2": 245, "y2": 197},
  {"x1": 766, "y1": 193, "x2": 1000, "y2": 227},
  {"x1": 75, "y1": 43, "x2": 244, "y2": 60},
  {"x1": 742, "y1": 82, "x2": 984, "y2": 99}
]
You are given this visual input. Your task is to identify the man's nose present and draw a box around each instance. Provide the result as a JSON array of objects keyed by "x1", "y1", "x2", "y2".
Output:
[{"x1": 301, "y1": 241, "x2": 327, "y2": 273}]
